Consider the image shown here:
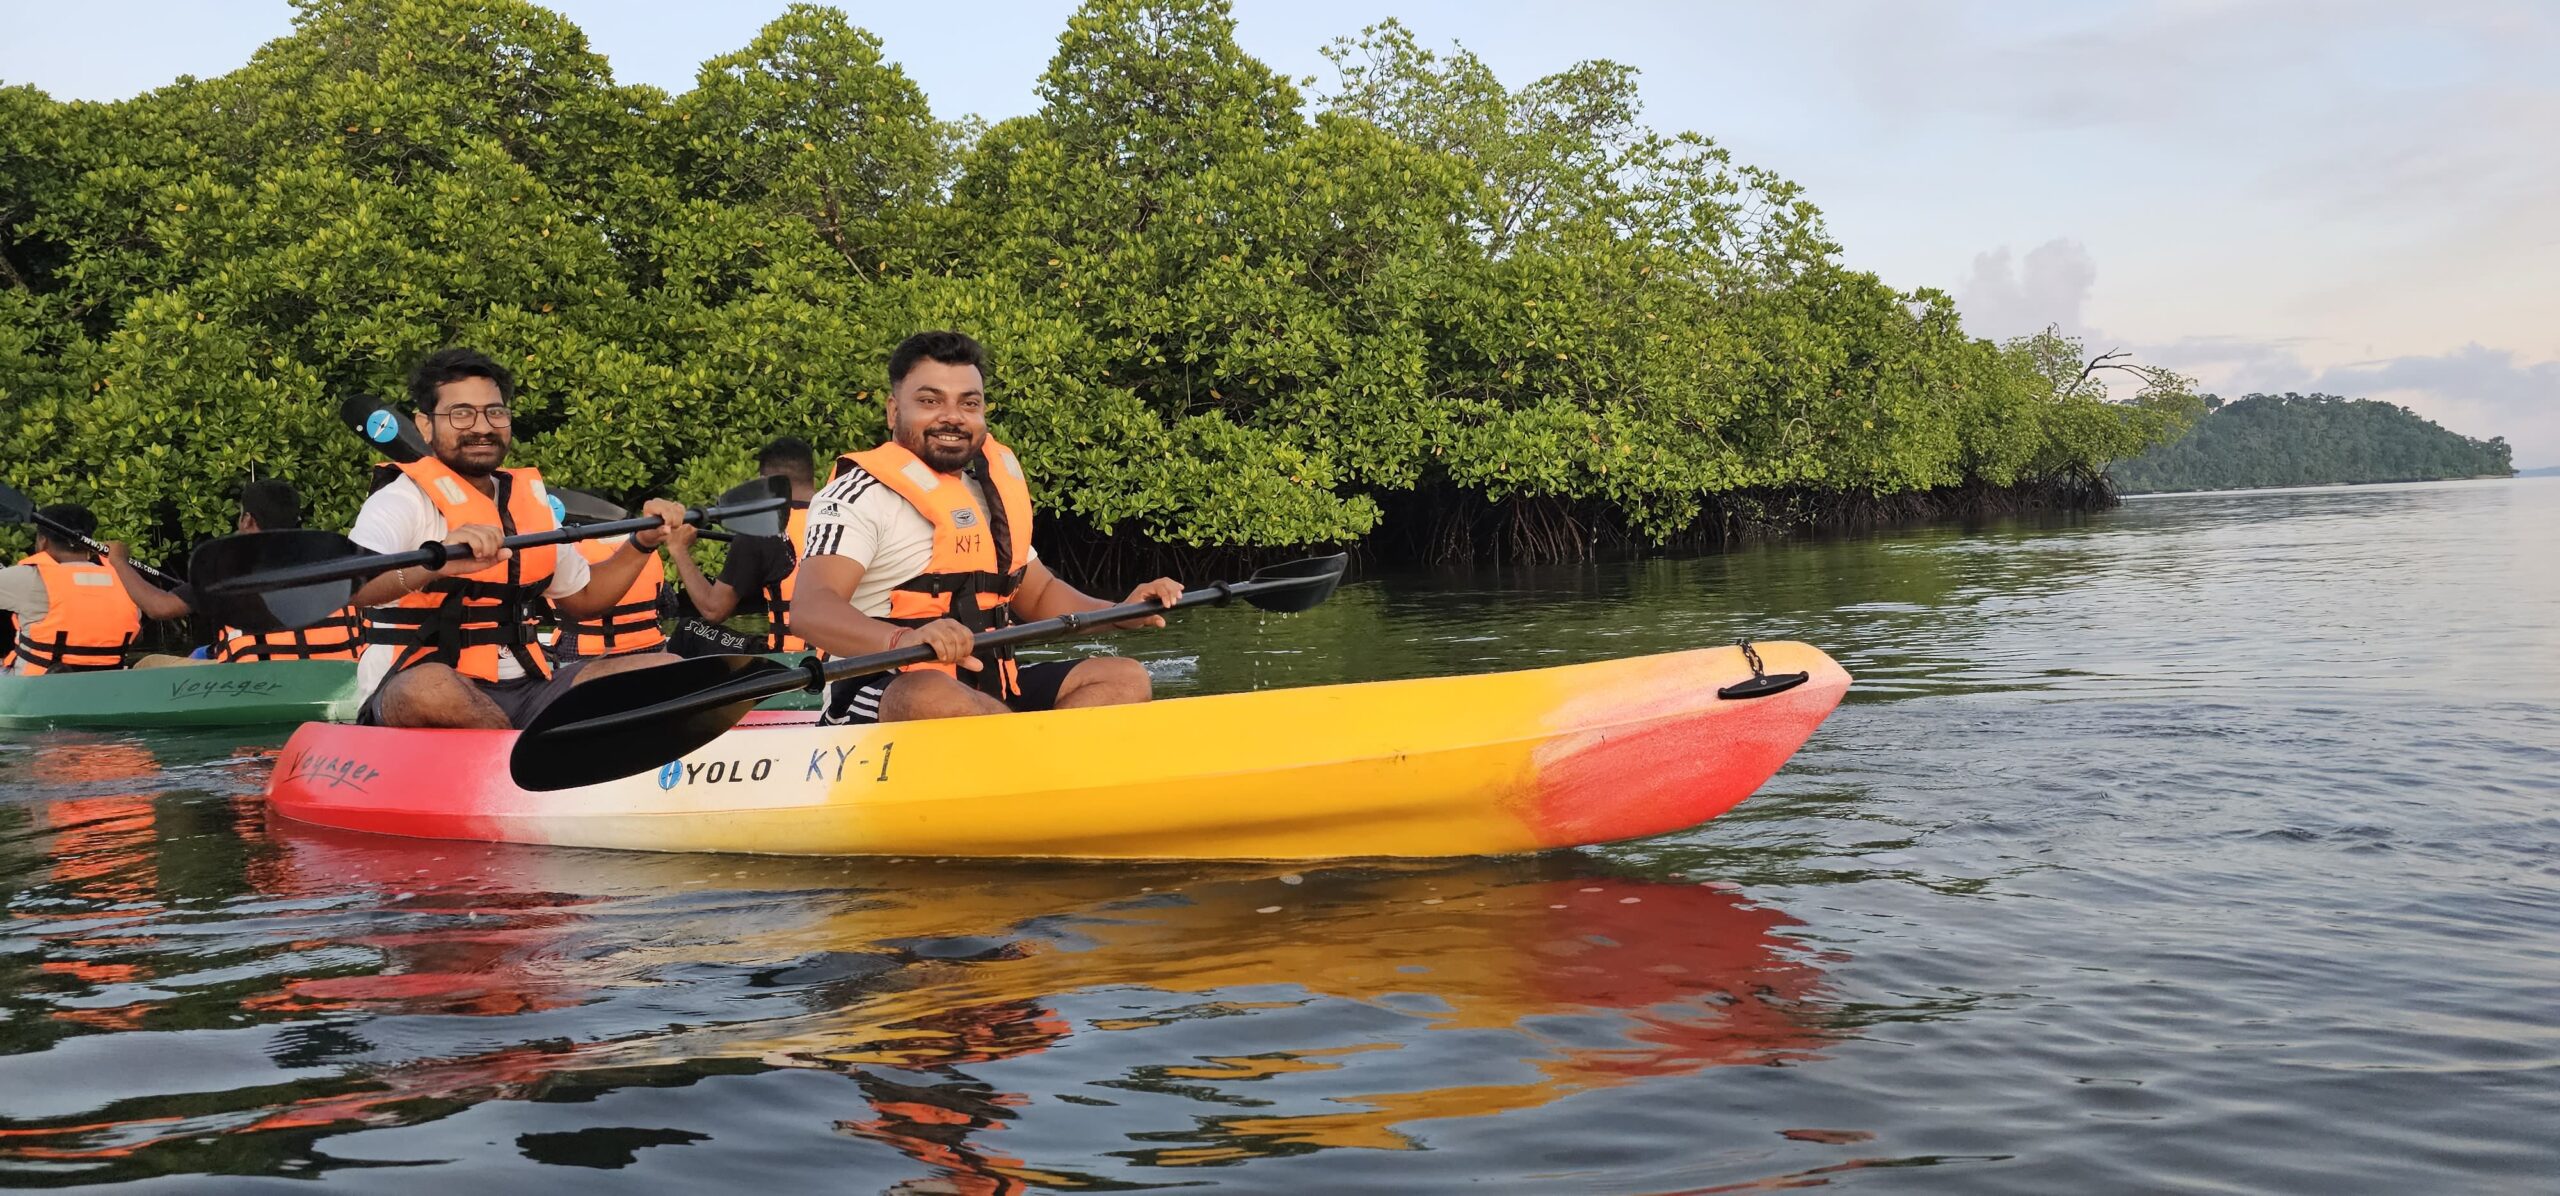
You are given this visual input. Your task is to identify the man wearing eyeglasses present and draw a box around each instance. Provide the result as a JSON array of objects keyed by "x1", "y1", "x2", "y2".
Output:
[{"x1": 343, "y1": 347, "x2": 684, "y2": 729}]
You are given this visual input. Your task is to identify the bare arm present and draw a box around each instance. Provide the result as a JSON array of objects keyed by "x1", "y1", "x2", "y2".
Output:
[
  {"x1": 102, "y1": 542, "x2": 192, "y2": 622},
  {"x1": 1009, "y1": 560, "x2": 1181, "y2": 629},
  {"x1": 555, "y1": 540, "x2": 655, "y2": 620},
  {"x1": 665, "y1": 527, "x2": 742, "y2": 623},
  {"x1": 788, "y1": 554, "x2": 911, "y2": 658},
  {"x1": 350, "y1": 566, "x2": 431, "y2": 610},
  {"x1": 791, "y1": 556, "x2": 977, "y2": 668},
  {"x1": 553, "y1": 500, "x2": 681, "y2": 620}
]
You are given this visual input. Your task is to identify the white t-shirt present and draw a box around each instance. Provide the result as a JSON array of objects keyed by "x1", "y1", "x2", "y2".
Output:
[
  {"x1": 801, "y1": 465, "x2": 1034, "y2": 616},
  {"x1": 350, "y1": 473, "x2": 590, "y2": 695}
]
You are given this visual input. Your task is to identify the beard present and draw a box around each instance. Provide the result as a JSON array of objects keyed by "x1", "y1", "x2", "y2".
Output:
[
  {"x1": 439, "y1": 433, "x2": 509, "y2": 478},
  {"x1": 900, "y1": 421, "x2": 983, "y2": 474}
]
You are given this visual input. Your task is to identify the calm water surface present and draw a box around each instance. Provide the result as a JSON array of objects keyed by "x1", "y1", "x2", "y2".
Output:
[{"x1": 4, "y1": 479, "x2": 2555, "y2": 1192}]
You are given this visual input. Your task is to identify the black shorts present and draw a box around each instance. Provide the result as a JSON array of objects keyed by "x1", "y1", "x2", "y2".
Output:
[
  {"x1": 820, "y1": 659, "x2": 1083, "y2": 726},
  {"x1": 355, "y1": 656, "x2": 593, "y2": 729}
]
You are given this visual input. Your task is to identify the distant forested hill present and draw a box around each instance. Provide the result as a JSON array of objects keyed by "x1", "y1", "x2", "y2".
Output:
[{"x1": 2111, "y1": 393, "x2": 2513, "y2": 493}]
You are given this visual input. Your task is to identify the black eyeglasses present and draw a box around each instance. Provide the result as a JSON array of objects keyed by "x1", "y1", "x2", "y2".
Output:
[{"x1": 434, "y1": 406, "x2": 513, "y2": 429}]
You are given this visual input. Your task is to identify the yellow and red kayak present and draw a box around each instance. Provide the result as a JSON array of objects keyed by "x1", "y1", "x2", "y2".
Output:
[{"x1": 263, "y1": 643, "x2": 1849, "y2": 860}]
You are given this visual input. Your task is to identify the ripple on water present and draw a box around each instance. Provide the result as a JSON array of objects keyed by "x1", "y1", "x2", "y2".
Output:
[{"x1": 5, "y1": 480, "x2": 2559, "y2": 1190}]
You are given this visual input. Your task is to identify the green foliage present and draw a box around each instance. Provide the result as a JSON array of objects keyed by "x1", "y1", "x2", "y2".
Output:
[
  {"x1": 2112, "y1": 393, "x2": 2514, "y2": 493},
  {"x1": 0, "y1": 0, "x2": 2207, "y2": 564}
]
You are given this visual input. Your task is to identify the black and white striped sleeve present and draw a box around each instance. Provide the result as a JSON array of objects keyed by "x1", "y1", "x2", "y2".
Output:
[{"x1": 802, "y1": 466, "x2": 881, "y2": 563}]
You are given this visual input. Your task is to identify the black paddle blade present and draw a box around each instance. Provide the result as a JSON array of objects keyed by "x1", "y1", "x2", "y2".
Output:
[
  {"x1": 339, "y1": 393, "x2": 428, "y2": 463},
  {"x1": 711, "y1": 475, "x2": 792, "y2": 537},
  {"x1": 1238, "y1": 553, "x2": 1349, "y2": 613},
  {"x1": 549, "y1": 485, "x2": 628, "y2": 525},
  {"x1": 0, "y1": 481, "x2": 33, "y2": 524},
  {"x1": 189, "y1": 530, "x2": 365, "y2": 633},
  {"x1": 510, "y1": 653, "x2": 805, "y2": 791}
]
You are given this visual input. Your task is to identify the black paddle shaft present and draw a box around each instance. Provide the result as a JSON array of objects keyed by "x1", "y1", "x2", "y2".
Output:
[
  {"x1": 35, "y1": 513, "x2": 181, "y2": 587},
  {"x1": 200, "y1": 492, "x2": 788, "y2": 598},
  {"x1": 573, "y1": 564, "x2": 1339, "y2": 737},
  {"x1": 0, "y1": 481, "x2": 182, "y2": 587}
]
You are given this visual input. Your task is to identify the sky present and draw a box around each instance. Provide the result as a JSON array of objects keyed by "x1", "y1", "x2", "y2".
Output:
[{"x1": 8, "y1": 0, "x2": 2556, "y2": 465}]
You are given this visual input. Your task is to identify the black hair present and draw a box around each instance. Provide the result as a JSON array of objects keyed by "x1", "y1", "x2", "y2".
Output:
[
  {"x1": 887, "y1": 330, "x2": 987, "y2": 390},
  {"x1": 34, "y1": 504, "x2": 95, "y2": 542},
  {"x1": 407, "y1": 347, "x2": 515, "y2": 414},
  {"x1": 757, "y1": 436, "x2": 817, "y2": 483},
  {"x1": 238, "y1": 478, "x2": 303, "y2": 531}
]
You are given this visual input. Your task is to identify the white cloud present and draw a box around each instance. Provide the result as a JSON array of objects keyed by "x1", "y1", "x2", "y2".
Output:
[
  {"x1": 1955, "y1": 238, "x2": 2096, "y2": 341},
  {"x1": 2138, "y1": 335, "x2": 2323, "y2": 397}
]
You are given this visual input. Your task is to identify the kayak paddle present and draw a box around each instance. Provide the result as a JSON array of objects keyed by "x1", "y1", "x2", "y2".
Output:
[
  {"x1": 189, "y1": 475, "x2": 792, "y2": 634},
  {"x1": 341, "y1": 392, "x2": 651, "y2": 533},
  {"x1": 340, "y1": 392, "x2": 434, "y2": 464},
  {"x1": 550, "y1": 484, "x2": 628, "y2": 525},
  {"x1": 508, "y1": 553, "x2": 1351, "y2": 790},
  {"x1": 551, "y1": 484, "x2": 735, "y2": 542},
  {"x1": 0, "y1": 480, "x2": 184, "y2": 587}
]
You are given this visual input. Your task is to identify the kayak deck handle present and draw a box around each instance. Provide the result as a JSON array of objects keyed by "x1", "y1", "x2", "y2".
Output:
[{"x1": 1718, "y1": 639, "x2": 1809, "y2": 700}]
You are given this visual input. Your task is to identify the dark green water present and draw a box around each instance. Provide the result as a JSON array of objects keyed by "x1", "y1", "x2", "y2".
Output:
[{"x1": 4, "y1": 478, "x2": 2554, "y2": 1192}]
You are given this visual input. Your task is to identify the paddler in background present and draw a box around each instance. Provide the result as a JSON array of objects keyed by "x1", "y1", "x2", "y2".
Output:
[
  {"x1": 792, "y1": 330, "x2": 1183, "y2": 724},
  {"x1": 0, "y1": 504, "x2": 143, "y2": 676},
  {"x1": 104, "y1": 478, "x2": 365, "y2": 665},
  {"x1": 664, "y1": 436, "x2": 816, "y2": 655},
  {"x1": 347, "y1": 347, "x2": 685, "y2": 729}
]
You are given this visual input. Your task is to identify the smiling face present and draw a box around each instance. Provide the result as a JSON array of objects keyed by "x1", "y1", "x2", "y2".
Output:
[
  {"x1": 886, "y1": 358, "x2": 987, "y2": 474},
  {"x1": 414, "y1": 375, "x2": 512, "y2": 479}
]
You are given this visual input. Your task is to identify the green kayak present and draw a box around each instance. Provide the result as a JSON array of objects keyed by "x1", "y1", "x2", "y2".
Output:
[
  {"x1": 757, "y1": 652, "x2": 821, "y2": 710},
  {"x1": 0, "y1": 660, "x2": 360, "y2": 730}
]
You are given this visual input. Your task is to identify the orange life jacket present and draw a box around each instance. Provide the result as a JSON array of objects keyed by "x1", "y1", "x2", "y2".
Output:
[
  {"x1": 833, "y1": 439, "x2": 1036, "y2": 700},
  {"x1": 757, "y1": 502, "x2": 808, "y2": 653},
  {"x1": 360, "y1": 457, "x2": 560, "y2": 682},
  {"x1": 553, "y1": 535, "x2": 665, "y2": 658},
  {"x1": 218, "y1": 606, "x2": 363, "y2": 663},
  {"x1": 11, "y1": 552, "x2": 142, "y2": 675}
]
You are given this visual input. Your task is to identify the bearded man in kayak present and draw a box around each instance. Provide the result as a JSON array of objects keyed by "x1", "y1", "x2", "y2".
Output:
[
  {"x1": 347, "y1": 347, "x2": 686, "y2": 729},
  {"x1": 794, "y1": 331, "x2": 1182, "y2": 724},
  {"x1": 665, "y1": 436, "x2": 816, "y2": 655},
  {"x1": 0, "y1": 504, "x2": 142, "y2": 675}
]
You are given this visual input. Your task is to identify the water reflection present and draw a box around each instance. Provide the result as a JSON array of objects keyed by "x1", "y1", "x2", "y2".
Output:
[
  {"x1": 21, "y1": 482, "x2": 2546, "y2": 1187},
  {"x1": 0, "y1": 797, "x2": 1854, "y2": 1184}
]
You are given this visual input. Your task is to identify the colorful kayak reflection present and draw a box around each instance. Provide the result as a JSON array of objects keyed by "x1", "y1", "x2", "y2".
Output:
[{"x1": 0, "y1": 811, "x2": 1851, "y2": 1184}]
